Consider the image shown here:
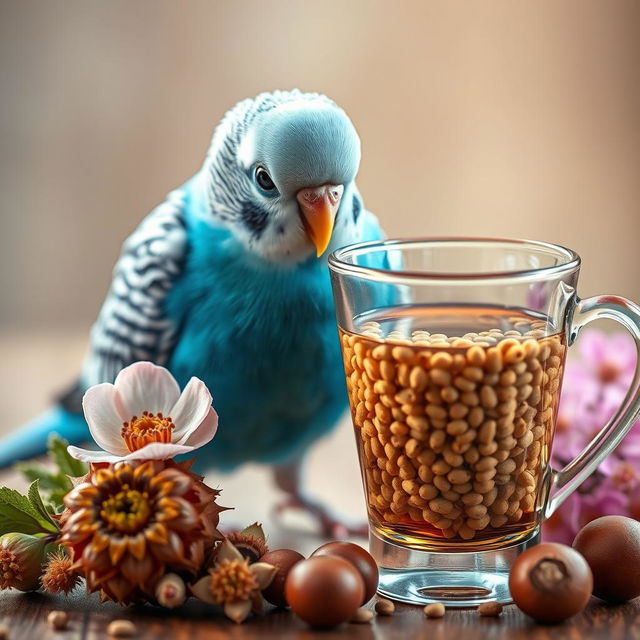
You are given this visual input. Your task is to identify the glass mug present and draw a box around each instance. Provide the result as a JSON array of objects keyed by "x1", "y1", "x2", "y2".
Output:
[{"x1": 328, "y1": 238, "x2": 640, "y2": 607}]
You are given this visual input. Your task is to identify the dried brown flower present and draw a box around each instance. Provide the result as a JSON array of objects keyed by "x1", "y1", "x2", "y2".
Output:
[
  {"x1": 225, "y1": 522, "x2": 268, "y2": 563},
  {"x1": 41, "y1": 549, "x2": 80, "y2": 595},
  {"x1": 191, "y1": 539, "x2": 276, "y2": 623},
  {"x1": 0, "y1": 533, "x2": 47, "y2": 592},
  {"x1": 60, "y1": 459, "x2": 225, "y2": 604}
]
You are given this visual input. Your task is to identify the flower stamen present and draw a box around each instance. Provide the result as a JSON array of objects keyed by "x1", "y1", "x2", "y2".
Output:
[
  {"x1": 210, "y1": 559, "x2": 258, "y2": 603},
  {"x1": 121, "y1": 411, "x2": 175, "y2": 452},
  {"x1": 598, "y1": 362, "x2": 620, "y2": 384},
  {"x1": 611, "y1": 463, "x2": 638, "y2": 492},
  {"x1": 0, "y1": 549, "x2": 21, "y2": 589},
  {"x1": 100, "y1": 486, "x2": 152, "y2": 534}
]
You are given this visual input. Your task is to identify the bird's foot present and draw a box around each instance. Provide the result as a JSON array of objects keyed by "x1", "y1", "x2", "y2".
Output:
[{"x1": 274, "y1": 494, "x2": 368, "y2": 539}]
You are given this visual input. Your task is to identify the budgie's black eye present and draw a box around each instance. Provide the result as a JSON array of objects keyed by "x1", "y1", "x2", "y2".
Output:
[{"x1": 255, "y1": 167, "x2": 276, "y2": 191}]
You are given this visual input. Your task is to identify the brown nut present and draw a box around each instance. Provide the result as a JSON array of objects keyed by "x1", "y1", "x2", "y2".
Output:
[
  {"x1": 312, "y1": 541, "x2": 379, "y2": 604},
  {"x1": 286, "y1": 556, "x2": 365, "y2": 628},
  {"x1": 260, "y1": 549, "x2": 305, "y2": 607},
  {"x1": 509, "y1": 542, "x2": 592, "y2": 623},
  {"x1": 572, "y1": 515, "x2": 640, "y2": 603}
]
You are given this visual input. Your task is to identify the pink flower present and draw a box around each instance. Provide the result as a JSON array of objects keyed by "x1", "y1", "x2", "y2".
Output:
[
  {"x1": 68, "y1": 362, "x2": 218, "y2": 463},
  {"x1": 544, "y1": 328, "x2": 640, "y2": 543},
  {"x1": 577, "y1": 328, "x2": 636, "y2": 390}
]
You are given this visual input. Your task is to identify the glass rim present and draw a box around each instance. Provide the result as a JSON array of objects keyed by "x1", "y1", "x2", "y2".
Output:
[{"x1": 328, "y1": 236, "x2": 581, "y2": 284}]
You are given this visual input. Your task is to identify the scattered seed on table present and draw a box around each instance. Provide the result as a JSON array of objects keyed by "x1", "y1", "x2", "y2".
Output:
[
  {"x1": 424, "y1": 602, "x2": 446, "y2": 618},
  {"x1": 107, "y1": 620, "x2": 137, "y2": 637},
  {"x1": 478, "y1": 601, "x2": 503, "y2": 617},
  {"x1": 47, "y1": 610, "x2": 69, "y2": 630},
  {"x1": 351, "y1": 607, "x2": 375, "y2": 623},
  {"x1": 375, "y1": 598, "x2": 395, "y2": 616}
]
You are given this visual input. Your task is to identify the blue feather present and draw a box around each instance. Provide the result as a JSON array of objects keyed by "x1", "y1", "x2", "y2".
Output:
[
  {"x1": 0, "y1": 408, "x2": 88, "y2": 468},
  {"x1": 165, "y1": 181, "x2": 383, "y2": 470},
  {"x1": 2, "y1": 90, "x2": 386, "y2": 474}
]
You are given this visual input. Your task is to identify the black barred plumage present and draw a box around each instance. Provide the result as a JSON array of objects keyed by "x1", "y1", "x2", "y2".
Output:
[
  {"x1": 66, "y1": 89, "x2": 369, "y2": 411},
  {"x1": 205, "y1": 90, "x2": 335, "y2": 223},
  {"x1": 240, "y1": 201, "x2": 270, "y2": 238},
  {"x1": 352, "y1": 194, "x2": 362, "y2": 223},
  {"x1": 79, "y1": 188, "x2": 187, "y2": 390}
]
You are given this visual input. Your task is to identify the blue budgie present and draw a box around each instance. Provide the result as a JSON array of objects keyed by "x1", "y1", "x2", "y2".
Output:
[{"x1": 1, "y1": 90, "x2": 387, "y2": 535}]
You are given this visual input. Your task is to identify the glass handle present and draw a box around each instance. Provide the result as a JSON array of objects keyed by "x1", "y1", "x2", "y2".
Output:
[{"x1": 545, "y1": 294, "x2": 640, "y2": 518}]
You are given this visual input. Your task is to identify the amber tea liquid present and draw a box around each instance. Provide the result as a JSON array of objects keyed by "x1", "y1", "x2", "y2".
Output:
[{"x1": 339, "y1": 305, "x2": 566, "y2": 552}]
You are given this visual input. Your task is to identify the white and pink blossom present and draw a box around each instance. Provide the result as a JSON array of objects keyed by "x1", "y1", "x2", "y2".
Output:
[{"x1": 68, "y1": 361, "x2": 218, "y2": 463}]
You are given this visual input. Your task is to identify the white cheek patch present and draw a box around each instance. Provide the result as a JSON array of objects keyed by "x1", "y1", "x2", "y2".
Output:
[
  {"x1": 236, "y1": 129, "x2": 257, "y2": 170},
  {"x1": 248, "y1": 199, "x2": 314, "y2": 264}
]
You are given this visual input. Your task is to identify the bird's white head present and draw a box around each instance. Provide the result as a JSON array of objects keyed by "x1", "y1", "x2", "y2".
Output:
[{"x1": 203, "y1": 90, "x2": 364, "y2": 264}]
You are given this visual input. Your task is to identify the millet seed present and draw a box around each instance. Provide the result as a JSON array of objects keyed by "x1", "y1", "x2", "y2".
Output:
[
  {"x1": 341, "y1": 321, "x2": 564, "y2": 542},
  {"x1": 375, "y1": 598, "x2": 395, "y2": 616},
  {"x1": 424, "y1": 602, "x2": 446, "y2": 618},
  {"x1": 47, "y1": 611, "x2": 69, "y2": 631},
  {"x1": 477, "y1": 601, "x2": 504, "y2": 617},
  {"x1": 351, "y1": 607, "x2": 375, "y2": 623},
  {"x1": 107, "y1": 620, "x2": 137, "y2": 638}
]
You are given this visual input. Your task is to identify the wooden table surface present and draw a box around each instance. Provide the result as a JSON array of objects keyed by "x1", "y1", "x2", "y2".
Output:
[
  {"x1": 1, "y1": 590, "x2": 639, "y2": 640},
  {"x1": 1, "y1": 331, "x2": 640, "y2": 638}
]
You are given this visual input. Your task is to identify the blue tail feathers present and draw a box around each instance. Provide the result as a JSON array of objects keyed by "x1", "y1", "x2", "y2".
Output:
[{"x1": 0, "y1": 407, "x2": 90, "y2": 468}]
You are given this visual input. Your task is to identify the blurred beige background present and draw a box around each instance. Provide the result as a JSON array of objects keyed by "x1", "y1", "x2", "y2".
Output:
[
  {"x1": 2, "y1": 0, "x2": 640, "y2": 334},
  {"x1": 0, "y1": 1, "x2": 639, "y2": 409},
  {"x1": 0, "y1": 0, "x2": 638, "y2": 534}
]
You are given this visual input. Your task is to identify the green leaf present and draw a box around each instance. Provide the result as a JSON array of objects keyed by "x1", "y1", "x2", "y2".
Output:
[
  {"x1": 16, "y1": 464, "x2": 73, "y2": 493},
  {"x1": 27, "y1": 481, "x2": 59, "y2": 531},
  {"x1": 0, "y1": 506, "x2": 47, "y2": 535},
  {"x1": 0, "y1": 487, "x2": 42, "y2": 520},
  {"x1": 48, "y1": 434, "x2": 88, "y2": 478},
  {"x1": 49, "y1": 490, "x2": 68, "y2": 512},
  {"x1": 0, "y1": 487, "x2": 57, "y2": 535},
  {"x1": 16, "y1": 462, "x2": 74, "y2": 511}
]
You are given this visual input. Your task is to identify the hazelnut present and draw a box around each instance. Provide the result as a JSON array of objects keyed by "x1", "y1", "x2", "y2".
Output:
[
  {"x1": 573, "y1": 515, "x2": 640, "y2": 603},
  {"x1": 509, "y1": 542, "x2": 592, "y2": 623}
]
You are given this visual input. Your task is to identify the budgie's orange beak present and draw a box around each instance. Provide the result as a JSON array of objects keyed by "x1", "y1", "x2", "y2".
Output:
[{"x1": 296, "y1": 184, "x2": 343, "y2": 257}]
